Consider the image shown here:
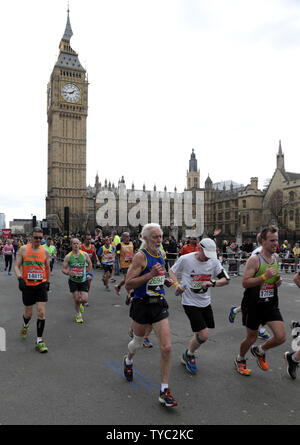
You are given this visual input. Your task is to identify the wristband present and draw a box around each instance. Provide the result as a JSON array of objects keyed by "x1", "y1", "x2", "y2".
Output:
[
  {"x1": 173, "y1": 281, "x2": 179, "y2": 287},
  {"x1": 261, "y1": 273, "x2": 267, "y2": 281}
]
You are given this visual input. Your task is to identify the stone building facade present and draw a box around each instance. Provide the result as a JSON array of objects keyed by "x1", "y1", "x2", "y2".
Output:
[{"x1": 45, "y1": 13, "x2": 300, "y2": 241}]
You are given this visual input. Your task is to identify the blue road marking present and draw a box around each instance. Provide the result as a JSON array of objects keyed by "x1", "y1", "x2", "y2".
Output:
[{"x1": 104, "y1": 360, "x2": 139, "y2": 389}]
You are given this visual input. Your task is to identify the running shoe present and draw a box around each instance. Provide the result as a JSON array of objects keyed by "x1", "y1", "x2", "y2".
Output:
[
  {"x1": 229, "y1": 306, "x2": 237, "y2": 323},
  {"x1": 284, "y1": 351, "x2": 299, "y2": 380},
  {"x1": 123, "y1": 356, "x2": 133, "y2": 382},
  {"x1": 35, "y1": 341, "x2": 48, "y2": 353},
  {"x1": 79, "y1": 304, "x2": 85, "y2": 314},
  {"x1": 258, "y1": 330, "x2": 270, "y2": 340},
  {"x1": 251, "y1": 346, "x2": 269, "y2": 371},
  {"x1": 143, "y1": 337, "x2": 153, "y2": 348},
  {"x1": 20, "y1": 326, "x2": 28, "y2": 339},
  {"x1": 234, "y1": 356, "x2": 251, "y2": 376},
  {"x1": 291, "y1": 320, "x2": 300, "y2": 329},
  {"x1": 114, "y1": 285, "x2": 120, "y2": 295},
  {"x1": 76, "y1": 314, "x2": 83, "y2": 323},
  {"x1": 158, "y1": 388, "x2": 178, "y2": 407},
  {"x1": 181, "y1": 349, "x2": 197, "y2": 374}
]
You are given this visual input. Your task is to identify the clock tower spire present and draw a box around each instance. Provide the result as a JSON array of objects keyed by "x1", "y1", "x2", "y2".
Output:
[{"x1": 46, "y1": 8, "x2": 88, "y2": 233}]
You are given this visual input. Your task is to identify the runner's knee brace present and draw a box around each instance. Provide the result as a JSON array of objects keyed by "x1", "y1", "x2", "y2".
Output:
[{"x1": 128, "y1": 334, "x2": 144, "y2": 354}]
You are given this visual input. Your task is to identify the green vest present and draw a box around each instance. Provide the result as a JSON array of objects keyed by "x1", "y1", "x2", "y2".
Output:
[{"x1": 68, "y1": 251, "x2": 87, "y2": 283}]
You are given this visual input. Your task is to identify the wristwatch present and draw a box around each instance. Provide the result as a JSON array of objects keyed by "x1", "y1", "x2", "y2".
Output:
[{"x1": 210, "y1": 279, "x2": 216, "y2": 287}]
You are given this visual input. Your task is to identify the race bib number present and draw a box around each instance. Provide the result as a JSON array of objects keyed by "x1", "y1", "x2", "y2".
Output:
[
  {"x1": 259, "y1": 283, "x2": 275, "y2": 300},
  {"x1": 190, "y1": 274, "x2": 211, "y2": 292},
  {"x1": 27, "y1": 267, "x2": 43, "y2": 281},
  {"x1": 103, "y1": 253, "x2": 114, "y2": 263},
  {"x1": 147, "y1": 271, "x2": 165, "y2": 296},
  {"x1": 125, "y1": 254, "x2": 133, "y2": 263},
  {"x1": 71, "y1": 267, "x2": 83, "y2": 278}
]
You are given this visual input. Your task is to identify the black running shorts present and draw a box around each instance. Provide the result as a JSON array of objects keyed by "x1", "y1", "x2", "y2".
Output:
[
  {"x1": 130, "y1": 297, "x2": 169, "y2": 325},
  {"x1": 22, "y1": 282, "x2": 48, "y2": 306},
  {"x1": 241, "y1": 300, "x2": 283, "y2": 331},
  {"x1": 183, "y1": 304, "x2": 215, "y2": 332},
  {"x1": 68, "y1": 279, "x2": 89, "y2": 293}
]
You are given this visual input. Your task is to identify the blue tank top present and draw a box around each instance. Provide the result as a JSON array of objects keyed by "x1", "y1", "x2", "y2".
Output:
[{"x1": 133, "y1": 248, "x2": 166, "y2": 299}]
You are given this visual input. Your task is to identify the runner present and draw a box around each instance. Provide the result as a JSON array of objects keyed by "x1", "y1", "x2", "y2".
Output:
[
  {"x1": 14, "y1": 227, "x2": 50, "y2": 353},
  {"x1": 179, "y1": 236, "x2": 199, "y2": 256},
  {"x1": 81, "y1": 232, "x2": 100, "y2": 292},
  {"x1": 62, "y1": 238, "x2": 93, "y2": 323},
  {"x1": 229, "y1": 233, "x2": 271, "y2": 340},
  {"x1": 43, "y1": 237, "x2": 56, "y2": 273},
  {"x1": 169, "y1": 238, "x2": 229, "y2": 374},
  {"x1": 114, "y1": 232, "x2": 135, "y2": 300},
  {"x1": 98, "y1": 237, "x2": 115, "y2": 291},
  {"x1": 234, "y1": 226, "x2": 286, "y2": 376},
  {"x1": 284, "y1": 272, "x2": 300, "y2": 379},
  {"x1": 123, "y1": 223, "x2": 177, "y2": 407},
  {"x1": 3, "y1": 238, "x2": 14, "y2": 275}
]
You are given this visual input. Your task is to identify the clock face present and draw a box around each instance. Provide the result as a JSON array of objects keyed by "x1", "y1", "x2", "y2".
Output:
[{"x1": 61, "y1": 83, "x2": 81, "y2": 103}]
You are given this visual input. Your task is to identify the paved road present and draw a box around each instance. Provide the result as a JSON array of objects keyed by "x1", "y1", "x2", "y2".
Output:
[{"x1": 0, "y1": 257, "x2": 300, "y2": 426}]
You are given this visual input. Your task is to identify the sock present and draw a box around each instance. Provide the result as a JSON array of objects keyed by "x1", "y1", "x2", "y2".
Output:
[
  {"x1": 233, "y1": 307, "x2": 238, "y2": 314},
  {"x1": 37, "y1": 319, "x2": 45, "y2": 338},
  {"x1": 125, "y1": 357, "x2": 133, "y2": 365},
  {"x1": 187, "y1": 349, "x2": 194, "y2": 356},
  {"x1": 37, "y1": 337, "x2": 43, "y2": 344},
  {"x1": 23, "y1": 316, "x2": 31, "y2": 327},
  {"x1": 237, "y1": 354, "x2": 245, "y2": 361},
  {"x1": 258, "y1": 346, "x2": 265, "y2": 355},
  {"x1": 161, "y1": 383, "x2": 168, "y2": 393},
  {"x1": 292, "y1": 353, "x2": 300, "y2": 363},
  {"x1": 259, "y1": 327, "x2": 266, "y2": 334}
]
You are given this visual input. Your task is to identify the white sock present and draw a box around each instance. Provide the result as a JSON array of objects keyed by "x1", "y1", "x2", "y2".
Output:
[
  {"x1": 187, "y1": 349, "x2": 194, "y2": 356},
  {"x1": 258, "y1": 346, "x2": 265, "y2": 355},
  {"x1": 37, "y1": 337, "x2": 42, "y2": 344},
  {"x1": 161, "y1": 383, "x2": 168, "y2": 392},
  {"x1": 292, "y1": 353, "x2": 300, "y2": 363},
  {"x1": 233, "y1": 307, "x2": 238, "y2": 314},
  {"x1": 125, "y1": 357, "x2": 133, "y2": 365},
  {"x1": 259, "y1": 327, "x2": 266, "y2": 334}
]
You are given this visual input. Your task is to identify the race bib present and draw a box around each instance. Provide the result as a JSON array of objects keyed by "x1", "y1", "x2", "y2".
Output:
[
  {"x1": 125, "y1": 254, "x2": 133, "y2": 263},
  {"x1": 71, "y1": 267, "x2": 84, "y2": 278},
  {"x1": 103, "y1": 253, "x2": 114, "y2": 263},
  {"x1": 190, "y1": 274, "x2": 211, "y2": 293},
  {"x1": 147, "y1": 271, "x2": 165, "y2": 296},
  {"x1": 260, "y1": 282, "x2": 275, "y2": 300},
  {"x1": 27, "y1": 267, "x2": 43, "y2": 281}
]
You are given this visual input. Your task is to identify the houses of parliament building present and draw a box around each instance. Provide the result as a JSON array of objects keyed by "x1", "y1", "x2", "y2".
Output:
[{"x1": 46, "y1": 11, "x2": 300, "y2": 241}]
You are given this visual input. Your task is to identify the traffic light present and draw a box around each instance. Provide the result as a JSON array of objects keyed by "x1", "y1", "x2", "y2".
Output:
[{"x1": 32, "y1": 215, "x2": 37, "y2": 228}]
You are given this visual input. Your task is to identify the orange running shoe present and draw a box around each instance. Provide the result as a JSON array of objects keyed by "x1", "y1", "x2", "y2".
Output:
[
  {"x1": 234, "y1": 357, "x2": 251, "y2": 376},
  {"x1": 251, "y1": 346, "x2": 269, "y2": 371}
]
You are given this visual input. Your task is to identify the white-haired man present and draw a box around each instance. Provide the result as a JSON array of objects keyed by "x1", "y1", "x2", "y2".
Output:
[
  {"x1": 123, "y1": 223, "x2": 177, "y2": 408},
  {"x1": 169, "y1": 238, "x2": 229, "y2": 374}
]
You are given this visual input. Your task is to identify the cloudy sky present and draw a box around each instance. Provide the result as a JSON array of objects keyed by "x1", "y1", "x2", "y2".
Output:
[{"x1": 1, "y1": 0, "x2": 300, "y2": 227}]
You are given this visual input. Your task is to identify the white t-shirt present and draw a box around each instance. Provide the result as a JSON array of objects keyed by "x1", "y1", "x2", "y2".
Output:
[{"x1": 171, "y1": 252, "x2": 223, "y2": 308}]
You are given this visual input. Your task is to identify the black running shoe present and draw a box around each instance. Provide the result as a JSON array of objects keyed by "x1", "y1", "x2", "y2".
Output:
[
  {"x1": 123, "y1": 356, "x2": 133, "y2": 382},
  {"x1": 158, "y1": 388, "x2": 178, "y2": 407},
  {"x1": 284, "y1": 351, "x2": 299, "y2": 380}
]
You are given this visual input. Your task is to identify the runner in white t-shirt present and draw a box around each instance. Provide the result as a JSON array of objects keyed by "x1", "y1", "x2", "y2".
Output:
[{"x1": 169, "y1": 238, "x2": 230, "y2": 374}]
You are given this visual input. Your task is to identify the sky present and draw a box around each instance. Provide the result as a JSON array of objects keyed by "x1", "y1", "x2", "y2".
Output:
[{"x1": 1, "y1": 0, "x2": 300, "y2": 228}]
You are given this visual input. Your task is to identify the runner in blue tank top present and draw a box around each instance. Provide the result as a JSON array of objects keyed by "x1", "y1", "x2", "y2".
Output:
[{"x1": 123, "y1": 223, "x2": 177, "y2": 408}]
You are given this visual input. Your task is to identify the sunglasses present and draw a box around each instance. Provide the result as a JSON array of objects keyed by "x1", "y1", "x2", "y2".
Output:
[{"x1": 33, "y1": 236, "x2": 43, "y2": 240}]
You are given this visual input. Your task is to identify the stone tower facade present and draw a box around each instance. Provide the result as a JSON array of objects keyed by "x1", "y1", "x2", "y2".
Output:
[{"x1": 46, "y1": 10, "x2": 88, "y2": 232}]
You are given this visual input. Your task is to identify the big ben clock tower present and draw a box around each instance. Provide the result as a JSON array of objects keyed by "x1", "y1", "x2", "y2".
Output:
[{"x1": 46, "y1": 9, "x2": 88, "y2": 233}]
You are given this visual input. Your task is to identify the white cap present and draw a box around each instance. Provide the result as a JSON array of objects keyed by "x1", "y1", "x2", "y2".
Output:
[{"x1": 199, "y1": 238, "x2": 217, "y2": 259}]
